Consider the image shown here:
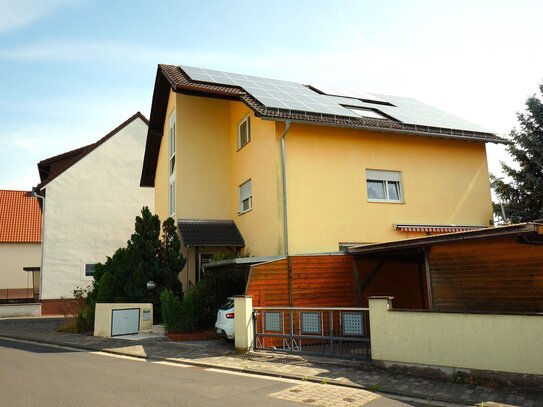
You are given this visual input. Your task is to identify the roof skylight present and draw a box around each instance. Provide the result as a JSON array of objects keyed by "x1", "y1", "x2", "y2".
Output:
[
  {"x1": 349, "y1": 108, "x2": 389, "y2": 120},
  {"x1": 308, "y1": 84, "x2": 385, "y2": 103}
]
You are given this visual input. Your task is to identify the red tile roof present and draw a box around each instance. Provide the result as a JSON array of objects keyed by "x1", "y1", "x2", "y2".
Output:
[{"x1": 0, "y1": 190, "x2": 42, "y2": 243}]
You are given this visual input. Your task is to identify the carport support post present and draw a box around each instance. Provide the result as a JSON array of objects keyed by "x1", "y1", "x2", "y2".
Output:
[{"x1": 233, "y1": 295, "x2": 254, "y2": 353}]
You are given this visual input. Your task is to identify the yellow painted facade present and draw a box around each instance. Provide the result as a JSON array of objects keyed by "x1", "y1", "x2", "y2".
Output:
[{"x1": 155, "y1": 91, "x2": 493, "y2": 285}]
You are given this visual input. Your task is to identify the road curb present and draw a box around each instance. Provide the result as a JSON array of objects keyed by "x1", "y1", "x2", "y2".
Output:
[{"x1": 0, "y1": 334, "x2": 475, "y2": 406}]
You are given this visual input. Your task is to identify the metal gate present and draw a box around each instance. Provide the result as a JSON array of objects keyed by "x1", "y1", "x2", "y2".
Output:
[{"x1": 253, "y1": 307, "x2": 370, "y2": 359}]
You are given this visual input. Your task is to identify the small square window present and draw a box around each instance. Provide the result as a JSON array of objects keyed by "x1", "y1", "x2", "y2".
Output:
[
  {"x1": 85, "y1": 264, "x2": 96, "y2": 277},
  {"x1": 366, "y1": 169, "x2": 403, "y2": 203},
  {"x1": 239, "y1": 179, "x2": 252, "y2": 213},
  {"x1": 238, "y1": 116, "x2": 250, "y2": 149}
]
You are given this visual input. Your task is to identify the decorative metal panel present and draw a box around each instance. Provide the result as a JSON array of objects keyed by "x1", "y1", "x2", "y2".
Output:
[
  {"x1": 342, "y1": 312, "x2": 364, "y2": 336},
  {"x1": 301, "y1": 312, "x2": 321, "y2": 334},
  {"x1": 264, "y1": 312, "x2": 281, "y2": 332}
]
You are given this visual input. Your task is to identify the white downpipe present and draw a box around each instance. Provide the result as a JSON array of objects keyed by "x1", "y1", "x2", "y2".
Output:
[{"x1": 31, "y1": 187, "x2": 45, "y2": 301}]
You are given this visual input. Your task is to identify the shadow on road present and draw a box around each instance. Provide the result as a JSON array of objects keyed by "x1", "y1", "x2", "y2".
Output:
[{"x1": 0, "y1": 337, "x2": 79, "y2": 354}]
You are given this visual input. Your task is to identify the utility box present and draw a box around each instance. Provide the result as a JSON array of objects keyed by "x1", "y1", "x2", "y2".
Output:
[
  {"x1": 94, "y1": 303, "x2": 153, "y2": 338},
  {"x1": 111, "y1": 308, "x2": 140, "y2": 336}
]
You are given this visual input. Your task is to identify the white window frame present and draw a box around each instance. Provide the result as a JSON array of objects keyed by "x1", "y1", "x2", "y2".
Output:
[
  {"x1": 365, "y1": 169, "x2": 403, "y2": 203},
  {"x1": 239, "y1": 179, "x2": 252, "y2": 214},
  {"x1": 237, "y1": 115, "x2": 251, "y2": 150},
  {"x1": 168, "y1": 110, "x2": 176, "y2": 217}
]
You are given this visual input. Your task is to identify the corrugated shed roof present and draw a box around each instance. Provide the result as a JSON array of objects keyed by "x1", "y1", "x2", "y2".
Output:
[{"x1": 0, "y1": 190, "x2": 42, "y2": 243}]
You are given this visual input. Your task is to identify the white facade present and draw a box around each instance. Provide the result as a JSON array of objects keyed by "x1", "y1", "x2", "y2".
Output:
[{"x1": 40, "y1": 116, "x2": 154, "y2": 299}]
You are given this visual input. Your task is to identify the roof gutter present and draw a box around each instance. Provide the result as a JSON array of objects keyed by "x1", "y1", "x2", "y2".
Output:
[
  {"x1": 259, "y1": 116, "x2": 509, "y2": 145},
  {"x1": 280, "y1": 121, "x2": 292, "y2": 255}
]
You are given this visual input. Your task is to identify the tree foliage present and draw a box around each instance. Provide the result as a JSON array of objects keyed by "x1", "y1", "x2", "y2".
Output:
[
  {"x1": 78, "y1": 207, "x2": 185, "y2": 330},
  {"x1": 491, "y1": 83, "x2": 543, "y2": 223}
]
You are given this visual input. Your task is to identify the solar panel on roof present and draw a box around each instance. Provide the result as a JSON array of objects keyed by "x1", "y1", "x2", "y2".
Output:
[
  {"x1": 180, "y1": 65, "x2": 361, "y2": 118},
  {"x1": 179, "y1": 65, "x2": 492, "y2": 134}
]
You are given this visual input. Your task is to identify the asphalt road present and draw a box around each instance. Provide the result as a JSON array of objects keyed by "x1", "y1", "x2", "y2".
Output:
[{"x1": 0, "y1": 338, "x2": 412, "y2": 407}]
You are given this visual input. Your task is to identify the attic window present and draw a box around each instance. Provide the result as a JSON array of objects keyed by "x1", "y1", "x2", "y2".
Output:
[{"x1": 349, "y1": 108, "x2": 388, "y2": 120}]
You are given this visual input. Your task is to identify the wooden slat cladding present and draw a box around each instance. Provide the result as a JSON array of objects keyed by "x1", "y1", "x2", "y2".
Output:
[
  {"x1": 246, "y1": 255, "x2": 356, "y2": 307},
  {"x1": 429, "y1": 236, "x2": 543, "y2": 312},
  {"x1": 356, "y1": 259, "x2": 427, "y2": 309}
]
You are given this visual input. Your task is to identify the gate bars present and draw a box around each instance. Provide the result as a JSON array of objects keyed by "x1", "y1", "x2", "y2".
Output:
[{"x1": 253, "y1": 307, "x2": 370, "y2": 359}]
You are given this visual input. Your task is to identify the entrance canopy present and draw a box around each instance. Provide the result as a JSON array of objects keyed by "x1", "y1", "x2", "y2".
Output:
[{"x1": 178, "y1": 219, "x2": 245, "y2": 248}]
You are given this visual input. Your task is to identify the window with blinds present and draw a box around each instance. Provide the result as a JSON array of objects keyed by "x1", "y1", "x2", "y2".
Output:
[
  {"x1": 365, "y1": 169, "x2": 403, "y2": 203},
  {"x1": 239, "y1": 179, "x2": 252, "y2": 213}
]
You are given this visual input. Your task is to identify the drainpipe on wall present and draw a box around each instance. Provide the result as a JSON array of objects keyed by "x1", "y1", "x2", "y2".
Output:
[
  {"x1": 280, "y1": 121, "x2": 292, "y2": 256},
  {"x1": 30, "y1": 187, "x2": 45, "y2": 302}
]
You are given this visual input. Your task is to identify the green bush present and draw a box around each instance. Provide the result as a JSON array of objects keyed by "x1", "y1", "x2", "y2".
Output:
[
  {"x1": 76, "y1": 303, "x2": 95, "y2": 333},
  {"x1": 96, "y1": 271, "x2": 115, "y2": 303},
  {"x1": 160, "y1": 289, "x2": 183, "y2": 333},
  {"x1": 160, "y1": 275, "x2": 216, "y2": 334}
]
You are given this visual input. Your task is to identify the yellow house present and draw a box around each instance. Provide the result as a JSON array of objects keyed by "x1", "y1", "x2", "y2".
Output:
[{"x1": 140, "y1": 64, "x2": 506, "y2": 287}]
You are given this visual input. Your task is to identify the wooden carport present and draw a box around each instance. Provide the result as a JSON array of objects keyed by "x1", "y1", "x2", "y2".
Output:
[{"x1": 349, "y1": 223, "x2": 543, "y2": 313}]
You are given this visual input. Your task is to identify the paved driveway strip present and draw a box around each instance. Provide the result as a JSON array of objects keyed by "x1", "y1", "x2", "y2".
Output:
[{"x1": 0, "y1": 318, "x2": 541, "y2": 407}]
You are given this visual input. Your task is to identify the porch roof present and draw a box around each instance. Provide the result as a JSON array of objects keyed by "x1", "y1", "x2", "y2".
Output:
[{"x1": 178, "y1": 219, "x2": 245, "y2": 248}]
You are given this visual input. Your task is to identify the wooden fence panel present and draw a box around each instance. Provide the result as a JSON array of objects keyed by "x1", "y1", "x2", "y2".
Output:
[{"x1": 429, "y1": 237, "x2": 543, "y2": 312}]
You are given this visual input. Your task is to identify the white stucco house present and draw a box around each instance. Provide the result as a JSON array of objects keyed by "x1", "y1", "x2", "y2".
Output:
[{"x1": 35, "y1": 112, "x2": 154, "y2": 315}]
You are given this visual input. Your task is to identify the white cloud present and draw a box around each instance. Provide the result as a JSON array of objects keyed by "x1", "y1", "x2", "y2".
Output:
[{"x1": 0, "y1": 0, "x2": 77, "y2": 33}]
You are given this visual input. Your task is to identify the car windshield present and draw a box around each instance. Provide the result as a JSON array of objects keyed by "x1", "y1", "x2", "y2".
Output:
[{"x1": 219, "y1": 298, "x2": 234, "y2": 310}]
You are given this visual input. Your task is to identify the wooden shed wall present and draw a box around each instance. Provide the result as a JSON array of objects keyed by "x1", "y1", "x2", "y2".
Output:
[
  {"x1": 429, "y1": 236, "x2": 543, "y2": 312},
  {"x1": 356, "y1": 259, "x2": 428, "y2": 309},
  {"x1": 246, "y1": 255, "x2": 356, "y2": 307}
]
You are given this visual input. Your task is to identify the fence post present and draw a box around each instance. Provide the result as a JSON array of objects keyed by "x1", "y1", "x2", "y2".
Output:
[{"x1": 234, "y1": 295, "x2": 253, "y2": 353}]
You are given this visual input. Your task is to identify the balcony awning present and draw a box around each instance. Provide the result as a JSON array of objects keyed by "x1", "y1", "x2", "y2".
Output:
[
  {"x1": 178, "y1": 219, "x2": 245, "y2": 248},
  {"x1": 393, "y1": 224, "x2": 486, "y2": 233}
]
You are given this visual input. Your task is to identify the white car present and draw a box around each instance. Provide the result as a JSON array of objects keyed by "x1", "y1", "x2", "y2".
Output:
[{"x1": 215, "y1": 298, "x2": 235, "y2": 340}]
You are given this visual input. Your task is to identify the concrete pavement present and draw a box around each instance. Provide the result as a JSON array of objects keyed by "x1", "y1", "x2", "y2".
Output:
[{"x1": 0, "y1": 317, "x2": 541, "y2": 406}]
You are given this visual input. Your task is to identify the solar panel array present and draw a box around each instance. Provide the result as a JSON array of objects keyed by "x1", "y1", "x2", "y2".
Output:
[
  {"x1": 180, "y1": 65, "x2": 492, "y2": 134},
  {"x1": 181, "y1": 65, "x2": 361, "y2": 118}
]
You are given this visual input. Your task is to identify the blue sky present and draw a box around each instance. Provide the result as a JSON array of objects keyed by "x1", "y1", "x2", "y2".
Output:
[{"x1": 1, "y1": 0, "x2": 543, "y2": 190}]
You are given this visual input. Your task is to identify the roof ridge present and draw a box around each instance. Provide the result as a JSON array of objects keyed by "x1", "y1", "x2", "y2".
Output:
[{"x1": 38, "y1": 143, "x2": 94, "y2": 165}]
